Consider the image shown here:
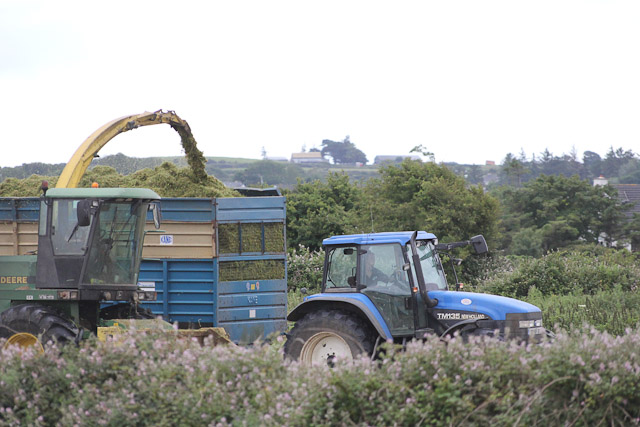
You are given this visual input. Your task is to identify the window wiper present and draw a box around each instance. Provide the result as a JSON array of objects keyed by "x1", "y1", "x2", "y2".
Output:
[
  {"x1": 67, "y1": 222, "x2": 80, "y2": 242},
  {"x1": 325, "y1": 261, "x2": 335, "y2": 286}
]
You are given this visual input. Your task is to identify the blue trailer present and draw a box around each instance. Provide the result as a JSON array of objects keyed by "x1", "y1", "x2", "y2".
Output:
[{"x1": 0, "y1": 195, "x2": 288, "y2": 344}]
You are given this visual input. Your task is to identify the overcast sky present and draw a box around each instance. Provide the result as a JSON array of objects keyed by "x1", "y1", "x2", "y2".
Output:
[{"x1": 1, "y1": 1, "x2": 639, "y2": 168}]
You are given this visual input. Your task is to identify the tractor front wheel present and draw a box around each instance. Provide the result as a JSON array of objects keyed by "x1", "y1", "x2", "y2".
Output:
[
  {"x1": 284, "y1": 310, "x2": 376, "y2": 366},
  {"x1": 0, "y1": 304, "x2": 80, "y2": 351}
]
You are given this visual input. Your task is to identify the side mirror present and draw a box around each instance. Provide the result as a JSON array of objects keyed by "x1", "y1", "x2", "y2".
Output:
[
  {"x1": 470, "y1": 235, "x2": 488, "y2": 254},
  {"x1": 149, "y1": 203, "x2": 161, "y2": 229},
  {"x1": 76, "y1": 200, "x2": 91, "y2": 227}
]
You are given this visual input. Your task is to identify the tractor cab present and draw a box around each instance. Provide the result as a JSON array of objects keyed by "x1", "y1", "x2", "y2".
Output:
[
  {"x1": 320, "y1": 231, "x2": 447, "y2": 336},
  {"x1": 35, "y1": 187, "x2": 161, "y2": 295}
]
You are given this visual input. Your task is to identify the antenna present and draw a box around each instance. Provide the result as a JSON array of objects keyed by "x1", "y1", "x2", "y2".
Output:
[{"x1": 370, "y1": 205, "x2": 375, "y2": 233}]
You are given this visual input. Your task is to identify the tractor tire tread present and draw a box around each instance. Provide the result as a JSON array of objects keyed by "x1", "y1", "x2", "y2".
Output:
[
  {"x1": 284, "y1": 309, "x2": 377, "y2": 361},
  {"x1": 0, "y1": 303, "x2": 79, "y2": 345}
]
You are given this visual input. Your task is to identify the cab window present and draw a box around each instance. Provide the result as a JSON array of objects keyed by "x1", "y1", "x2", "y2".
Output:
[{"x1": 325, "y1": 246, "x2": 357, "y2": 289}]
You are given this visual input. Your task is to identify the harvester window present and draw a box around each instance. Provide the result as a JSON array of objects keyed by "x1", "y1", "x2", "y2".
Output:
[
  {"x1": 50, "y1": 200, "x2": 91, "y2": 256},
  {"x1": 82, "y1": 201, "x2": 147, "y2": 285},
  {"x1": 39, "y1": 201, "x2": 48, "y2": 236}
]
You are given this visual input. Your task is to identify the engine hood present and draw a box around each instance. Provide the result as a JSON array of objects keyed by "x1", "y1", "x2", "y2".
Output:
[{"x1": 428, "y1": 290, "x2": 541, "y2": 321}]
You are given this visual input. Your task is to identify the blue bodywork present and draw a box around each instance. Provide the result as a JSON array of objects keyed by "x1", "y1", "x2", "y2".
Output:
[
  {"x1": 294, "y1": 290, "x2": 541, "y2": 338},
  {"x1": 301, "y1": 293, "x2": 393, "y2": 339},
  {"x1": 322, "y1": 231, "x2": 436, "y2": 246},
  {"x1": 139, "y1": 197, "x2": 288, "y2": 344},
  {"x1": 289, "y1": 230, "x2": 542, "y2": 340},
  {"x1": 429, "y1": 291, "x2": 541, "y2": 321},
  {"x1": 0, "y1": 197, "x2": 40, "y2": 221}
]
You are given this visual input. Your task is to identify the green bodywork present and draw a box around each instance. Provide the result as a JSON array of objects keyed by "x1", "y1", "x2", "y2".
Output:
[
  {"x1": 0, "y1": 255, "x2": 39, "y2": 313},
  {"x1": 0, "y1": 187, "x2": 160, "y2": 329},
  {"x1": 45, "y1": 187, "x2": 161, "y2": 200}
]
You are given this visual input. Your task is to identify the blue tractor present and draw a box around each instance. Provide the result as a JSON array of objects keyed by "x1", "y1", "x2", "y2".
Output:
[{"x1": 285, "y1": 231, "x2": 544, "y2": 364}]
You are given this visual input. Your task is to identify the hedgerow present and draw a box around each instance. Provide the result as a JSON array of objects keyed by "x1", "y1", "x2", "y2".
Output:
[
  {"x1": 525, "y1": 287, "x2": 640, "y2": 335},
  {"x1": 2, "y1": 327, "x2": 640, "y2": 426},
  {"x1": 472, "y1": 247, "x2": 640, "y2": 298}
]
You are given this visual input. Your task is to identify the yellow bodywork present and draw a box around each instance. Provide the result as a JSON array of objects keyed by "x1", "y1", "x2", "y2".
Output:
[
  {"x1": 56, "y1": 110, "x2": 203, "y2": 188},
  {"x1": 97, "y1": 319, "x2": 233, "y2": 346},
  {"x1": 52, "y1": 109, "x2": 224, "y2": 348},
  {"x1": 3, "y1": 332, "x2": 45, "y2": 353}
]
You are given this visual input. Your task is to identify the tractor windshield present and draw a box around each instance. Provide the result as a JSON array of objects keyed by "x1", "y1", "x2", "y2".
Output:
[
  {"x1": 82, "y1": 201, "x2": 147, "y2": 285},
  {"x1": 407, "y1": 240, "x2": 448, "y2": 291}
]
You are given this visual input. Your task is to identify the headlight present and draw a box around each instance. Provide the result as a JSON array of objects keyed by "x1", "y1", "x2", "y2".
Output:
[
  {"x1": 57, "y1": 290, "x2": 79, "y2": 300},
  {"x1": 519, "y1": 320, "x2": 535, "y2": 328}
]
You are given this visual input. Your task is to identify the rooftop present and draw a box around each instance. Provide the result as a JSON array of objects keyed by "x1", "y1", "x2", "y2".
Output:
[
  {"x1": 291, "y1": 152, "x2": 323, "y2": 159},
  {"x1": 612, "y1": 184, "x2": 640, "y2": 217}
]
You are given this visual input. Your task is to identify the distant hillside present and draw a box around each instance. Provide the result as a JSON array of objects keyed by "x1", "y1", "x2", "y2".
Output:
[
  {"x1": 0, "y1": 153, "x2": 383, "y2": 188},
  {"x1": 0, "y1": 153, "x2": 496, "y2": 190},
  {"x1": 3, "y1": 147, "x2": 637, "y2": 190}
]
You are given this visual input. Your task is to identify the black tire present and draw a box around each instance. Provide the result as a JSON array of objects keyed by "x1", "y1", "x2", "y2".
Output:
[
  {"x1": 99, "y1": 303, "x2": 156, "y2": 320},
  {"x1": 0, "y1": 304, "x2": 80, "y2": 347},
  {"x1": 284, "y1": 310, "x2": 377, "y2": 365}
]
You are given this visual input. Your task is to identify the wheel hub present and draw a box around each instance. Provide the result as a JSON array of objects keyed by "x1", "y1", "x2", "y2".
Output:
[
  {"x1": 300, "y1": 332, "x2": 352, "y2": 365},
  {"x1": 4, "y1": 333, "x2": 45, "y2": 354}
]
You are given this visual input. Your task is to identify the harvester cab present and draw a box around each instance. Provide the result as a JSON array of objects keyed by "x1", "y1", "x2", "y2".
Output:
[
  {"x1": 285, "y1": 231, "x2": 545, "y2": 365},
  {"x1": 36, "y1": 185, "x2": 161, "y2": 293},
  {"x1": 0, "y1": 184, "x2": 161, "y2": 349}
]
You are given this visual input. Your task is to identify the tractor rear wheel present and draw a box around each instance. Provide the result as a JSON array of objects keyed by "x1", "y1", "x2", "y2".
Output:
[
  {"x1": 0, "y1": 304, "x2": 80, "y2": 351},
  {"x1": 284, "y1": 310, "x2": 376, "y2": 366}
]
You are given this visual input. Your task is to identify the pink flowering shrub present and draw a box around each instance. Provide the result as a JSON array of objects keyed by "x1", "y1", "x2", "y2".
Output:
[
  {"x1": 286, "y1": 245, "x2": 324, "y2": 293},
  {"x1": 2, "y1": 327, "x2": 640, "y2": 426}
]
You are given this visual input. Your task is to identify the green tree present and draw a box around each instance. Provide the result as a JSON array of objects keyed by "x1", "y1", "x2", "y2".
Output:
[
  {"x1": 409, "y1": 144, "x2": 435, "y2": 162},
  {"x1": 532, "y1": 149, "x2": 585, "y2": 180},
  {"x1": 583, "y1": 150, "x2": 602, "y2": 178},
  {"x1": 285, "y1": 173, "x2": 365, "y2": 250},
  {"x1": 364, "y1": 160, "x2": 500, "y2": 247},
  {"x1": 623, "y1": 213, "x2": 640, "y2": 252},
  {"x1": 618, "y1": 158, "x2": 640, "y2": 184},
  {"x1": 321, "y1": 136, "x2": 367, "y2": 164},
  {"x1": 496, "y1": 174, "x2": 625, "y2": 253},
  {"x1": 500, "y1": 153, "x2": 528, "y2": 187},
  {"x1": 602, "y1": 147, "x2": 635, "y2": 179},
  {"x1": 508, "y1": 227, "x2": 543, "y2": 257}
]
